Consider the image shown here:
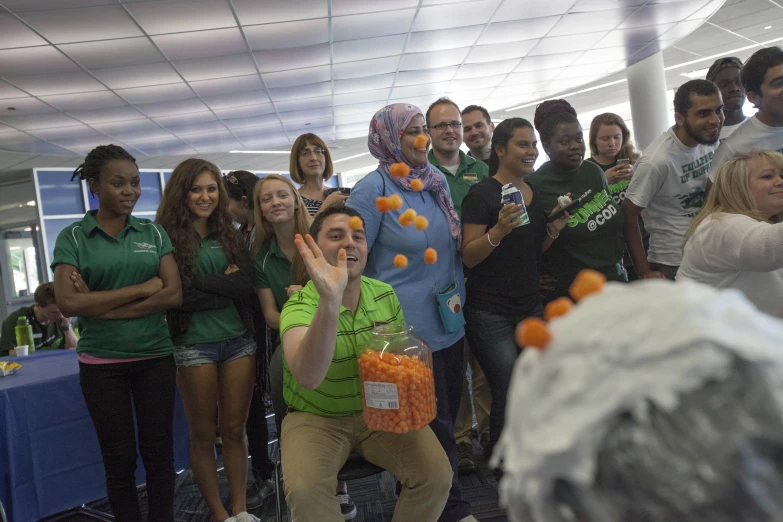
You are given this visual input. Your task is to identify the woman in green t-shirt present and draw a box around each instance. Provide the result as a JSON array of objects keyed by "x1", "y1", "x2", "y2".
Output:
[
  {"x1": 528, "y1": 100, "x2": 628, "y2": 302},
  {"x1": 157, "y1": 159, "x2": 258, "y2": 522}
]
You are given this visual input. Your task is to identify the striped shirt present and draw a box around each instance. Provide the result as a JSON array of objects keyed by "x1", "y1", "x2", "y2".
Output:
[
  {"x1": 301, "y1": 196, "x2": 323, "y2": 217},
  {"x1": 279, "y1": 276, "x2": 404, "y2": 416}
]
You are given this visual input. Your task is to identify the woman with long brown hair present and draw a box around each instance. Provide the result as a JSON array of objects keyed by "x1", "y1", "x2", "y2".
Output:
[{"x1": 157, "y1": 158, "x2": 259, "y2": 522}]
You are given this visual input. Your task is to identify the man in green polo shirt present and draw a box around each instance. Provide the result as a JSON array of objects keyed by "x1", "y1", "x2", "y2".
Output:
[
  {"x1": 278, "y1": 206, "x2": 451, "y2": 522},
  {"x1": 425, "y1": 97, "x2": 489, "y2": 217},
  {"x1": 0, "y1": 282, "x2": 77, "y2": 356}
]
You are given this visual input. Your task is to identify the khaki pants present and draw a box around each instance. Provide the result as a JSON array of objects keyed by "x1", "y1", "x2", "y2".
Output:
[
  {"x1": 281, "y1": 411, "x2": 452, "y2": 522},
  {"x1": 454, "y1": 343, "x2": 491, "y2": 447}
]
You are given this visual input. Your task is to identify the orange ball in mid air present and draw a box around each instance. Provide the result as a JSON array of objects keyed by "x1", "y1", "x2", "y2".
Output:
[
  {"x1": 414, "y1": 216, "x2": 429, "y2": 230},
  {"x1": 423, "y1": 248, "x2": 437, "y2": 264},
  {"x1": 390, "y1": 162, "x2": 411, "y2": 178},
  {"x1": 544, "y1": 297, "x2": 573, "y2": 321},
  {"x1": 569, "y1": 269, "x2": 607, "y2": 302},
  {"x1": 399, "y1": 208, "x2": 416, "y2": 226},
  {"x1": 393, "y1": 254, "x2": 408, "y2": 268},
  {"x1": 387, "y1": 194, "x2": 403, "y2": 211},
  {"x1": 414, "y1": 134, "x2": 428, "y2": 149},
  {"x1": 348, "y1": 216, "x2": 363, "y2": 231},
  {"x1": 410, "y1": 179, "x2": 424, "y2": 192},
  {"x1": 376, "y1": 197, "x2": 390, "y2": 213},
  {"x1": 515, "y1": 318, "x2": 551, "y2": 350}
]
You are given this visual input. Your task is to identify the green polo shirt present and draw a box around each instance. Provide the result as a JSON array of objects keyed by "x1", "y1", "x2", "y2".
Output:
[
  {"x1": 279, "y1": 276, "x2": 404, "y2": 417},
  {"x1": 253, "y1": 236, "x2": 293, "y2": 310},
  {"x1": 0, "y1": 305, "x2": 65, "y2": 356},
  {"x1": 175, "y1": 234, "x2": 246, "y2": 345},
  {"x1": 427, "y1": 149, "x2": 489, "y2": 217},
  {"x1": 50, "y1": 211, "x2": 174, "y2": 359}
]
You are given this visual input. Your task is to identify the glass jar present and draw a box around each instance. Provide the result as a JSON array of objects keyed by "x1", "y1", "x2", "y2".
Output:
[{"x1": 358, "y1": 323, "x2": 437, "y2": 433}]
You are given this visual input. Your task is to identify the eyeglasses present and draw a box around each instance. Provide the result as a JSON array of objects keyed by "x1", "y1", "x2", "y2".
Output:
[
  {"x1": 298, "y1": 148, "x2": 326, "y2": 158},
  {"x1": 431, "y1": 121, "x2": 462, "y2": 131}
]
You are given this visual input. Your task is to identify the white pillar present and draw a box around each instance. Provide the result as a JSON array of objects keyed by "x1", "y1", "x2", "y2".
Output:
[{"x1": 626, "y1": 52, "x2": 670, "y2": 151}]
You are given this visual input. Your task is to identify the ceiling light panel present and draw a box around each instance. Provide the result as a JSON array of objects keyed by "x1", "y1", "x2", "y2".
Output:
[
  {"x1": 19, "y1": 5, "x2": 143, "y2": 43},
  {"x1": 262, "y1": 66, "x2": 332, "y2": 89},
  {"x1": 202, "y1": 90, "x2": 271, "y2": 110},
  {"x1": 134, "y1": 98, "x2": 209, "y2": 118},
  {"x1": 189, "y1": 75, "x2": 265, "y2": 97},
  {"x1": 212, "y1": 103, "x2": 277, "y2": 120},
  {"x1": 465, "y1": 39, "x2": 539, "y2": 63},
  {"x1": 232, "y1": 0, "x2": 329, "y2": 25},
  {"x1": 59, "y1": 38, "x2": 166, "y2": 69},
  {"x1": 6, "y1": 71, "x2": 106, "y2": 96},
  {"x1": 478, "y1": 17, "x2": 561, "y2": 45},
  {"x1": 244, "y1": 19, "x2": 329, "y2": 50},
  {"x1": 332, "y1": 35, "x2": 408, "y2": 63},
  {"x1": 412, "y1": 0, "x2": 500, "y2": 31},
  {"x1": 398, "y1": 47, "x2": 470, "y2": 71},
  {"x1": 331, "y1": 0, "x2": 419, "y2": 17},
  {"x1": 40, "y1": 91, "x2": 126, "y2": 111},
  {"x1": 174, "y1": 53, "x2": 258, "y2": 82},
  {"x1": 333, "y1": 74, "x2": 396, "y2": 94},
  {"x1": 94, "y1": 62, "x2": 182, "y2": 90},
  {"x1": 275, "y1": 95, "x2": 333, "y2": 113},
  {"x1": 332, "y1": 9, "x2": 417, "y2": 41},
  {"x1": 152, "y1": 28, "x2": 248, "y2": 61},
  {"x1": 492, "y1": 0, "x2": 576, "y2": 22},
  {"x1": 92, "y1": 118, "x2": 158, "y2": 134},
  {"x1": 395, "y1": 66, "x2": 459, "y2": 86},
  {"x1": 115, "y1": 83, "x2": 194, "y2": 105},
  {"x1": 126, "y1": 0, "x2": 237, "y2": 34},
  {"x1": 406, "y1": 26, "x2": 484, "y2": 53},
  {"x1": 221, "y1": 113, "x2": 281, "y2": 129},
  {"x1": 70, "y1": 106, "x2": 148, "y2": 125},
  {"x1": 268, "y1": 82, "x2": 332, "y2": 102},
  {"x1": 152, "y1": 111, "x2": 218, "y2": 127},
  {"x1": 253, "y1": 44, "x2": 331, "y2": 73},
  {"x1": 333, "y1": 57, "x2": 400, "y2": 80}
]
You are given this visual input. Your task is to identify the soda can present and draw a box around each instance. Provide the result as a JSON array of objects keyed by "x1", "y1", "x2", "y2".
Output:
[{"x1": 500, "y1": 183, "x2": 530, "y2": 227}]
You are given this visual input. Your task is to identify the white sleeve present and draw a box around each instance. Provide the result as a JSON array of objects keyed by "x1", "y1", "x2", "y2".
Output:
[
  {"x1": 625, "y1": 159, "x2": 666, "y2": 209},
  {"x1": 708, "y1": 142, "x2": 734, "y2": 182},
  {"x1": 701, "y1": 215, "x2": 783, "y2": 272}
]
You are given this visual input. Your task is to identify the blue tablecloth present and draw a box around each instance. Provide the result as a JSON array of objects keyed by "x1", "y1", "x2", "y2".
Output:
[{"x1": 0, "y1": 351, "x2": 191, "y2": 521}]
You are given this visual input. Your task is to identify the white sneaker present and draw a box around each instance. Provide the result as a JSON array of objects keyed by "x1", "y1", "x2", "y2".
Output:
[
  {"x1": 458, "y1": 516, "x2": 479, "y2": 522},
  {"x1": 226, "y1": 512, "x2": 261, "y2": 522}
]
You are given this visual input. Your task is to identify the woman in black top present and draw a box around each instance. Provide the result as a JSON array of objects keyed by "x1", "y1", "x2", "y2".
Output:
[{"x1": 460, "y1": 118, "x2": 568, "y2": 456}]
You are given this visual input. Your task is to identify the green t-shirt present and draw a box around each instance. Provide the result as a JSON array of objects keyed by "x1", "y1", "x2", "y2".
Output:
[
  {"x1": 527, "y1": 161, "x2": 626, "y2": 295},
  {"x1": 0, "y1": 306, "x2": 65, "y2": 356},
  {"x1": 175, "y1": 235, "x2": 246, "y2": 345},
  {"x1": 428, "y1": 150, "x2": 489, "y2": 217},
  {"x1": 279, "y1": 276, "x2": 404, "y2": 417},
  {"x1": 253, "y1": 236, "x2": 293, "y2": 311},
  {"x1": 50, "y1": 211, "x2": 174, "y2": 358}
]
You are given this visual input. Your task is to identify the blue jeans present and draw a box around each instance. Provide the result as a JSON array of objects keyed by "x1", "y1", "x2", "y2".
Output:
[
  {"x1": 464, "y1": 304, "x2": 543, "y2": 457},
  {"x1": 173, "y1": 334, "x2": 256, "y2": 367}
]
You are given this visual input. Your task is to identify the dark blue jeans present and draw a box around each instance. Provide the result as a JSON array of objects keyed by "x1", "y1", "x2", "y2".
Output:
[{"x1": 464, "y1": 304, "x2": 543, "y2": 457}]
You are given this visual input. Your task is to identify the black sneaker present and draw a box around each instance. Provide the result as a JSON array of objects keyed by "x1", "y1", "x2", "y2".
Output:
[
  {"x1": 246, "y1": 471, "x2": 274, "y2": 510},
  {"x1": 337, "y1": 492, "x2": 357, "y2": 520},
  {"x1": 456, "y1": 442, "x2": 477, "y2": 474}
]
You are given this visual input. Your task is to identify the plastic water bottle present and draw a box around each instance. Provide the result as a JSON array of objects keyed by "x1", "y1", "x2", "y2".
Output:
[
  {"x1": 15, "y1": 316, "x2": 35, "y2": 353},
  {"x1": 500, "y1": 183, "x2": 530, "y2": 227}
]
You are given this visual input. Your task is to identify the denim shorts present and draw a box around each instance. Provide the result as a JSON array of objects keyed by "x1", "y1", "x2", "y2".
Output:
[{"x1": 173, "y1": 334, "x2": 256, "y2": 367}]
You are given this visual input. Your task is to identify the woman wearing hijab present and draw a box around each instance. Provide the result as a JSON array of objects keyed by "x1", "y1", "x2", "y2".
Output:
[{"x1": 346, "y1": 104, "x2": 475, "y2": 522}]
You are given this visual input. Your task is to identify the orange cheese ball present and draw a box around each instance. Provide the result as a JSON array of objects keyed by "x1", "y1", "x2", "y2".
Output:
[
  {"x1": 413, "y1": 216, "x2": 429, "y2": 230},
  {"x1": 390, "y1": 162, "x2": 411, "y2": 178},
  {"x1": 569, "y1": 269, "x2": 607, "y2": 302},
  {"x1": 413, "y1": 134, "x2": 428, "y2": 149},
  {"x1": 387, "y1": 194, "x2": 403, "y2": 211},
  {"x1": 423, "y1": 248, "x2": 437, "y2": 264},
  {"x1": 348, "y1": 216, "x2": 363, "y2": 231},
  {"x1": 515, "y1": 317, "x2": 551, "y2": 350},
  {"x1": 376, "y1": 197, "x2": 390, "y2": 213},
  {"x1": 402, "y1": 208, "x2": 417, "y2": 220},
  {"x1": 398, "y1": 214, "x2": 414, "y2": 226},
  {"x1": 393, "y1": 254, "x2": 408, "y2": 268},
  {"x1": 410, "y1": 179, "x2": 424, "y2": 192},
  {"x1": 544, "y1": 297, "x2": 574, "y2": 321}
]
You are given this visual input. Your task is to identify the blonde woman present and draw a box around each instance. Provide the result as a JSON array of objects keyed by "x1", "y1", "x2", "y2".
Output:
[
  {"x1": 678, "y1": 149, "x2": 783, "y2": 318},
  {"x1": 290, "y1": 133, "x2": 347, "y2": 216}
]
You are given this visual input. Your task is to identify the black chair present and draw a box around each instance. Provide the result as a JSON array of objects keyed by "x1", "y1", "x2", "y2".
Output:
[{"x1": 269, "y1": 346, "x2": 385, "y2": 522}]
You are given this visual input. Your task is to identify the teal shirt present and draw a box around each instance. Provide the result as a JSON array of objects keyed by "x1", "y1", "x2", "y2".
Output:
[{"x1": 427, "y1": 150, "x2": 489, "y2": 217}]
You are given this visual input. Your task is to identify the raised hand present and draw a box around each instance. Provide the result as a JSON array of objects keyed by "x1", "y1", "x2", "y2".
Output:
[{"x1": 294, "y1": 233, "x2": 347, "y2": 302}]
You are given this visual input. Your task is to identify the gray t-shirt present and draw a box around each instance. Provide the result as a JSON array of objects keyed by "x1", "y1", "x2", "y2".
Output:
[{"x1": 709, "y1": 115, "x2": 783, "y2": 181}]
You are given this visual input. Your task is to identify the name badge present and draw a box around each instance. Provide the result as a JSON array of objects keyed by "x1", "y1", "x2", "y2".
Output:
[{"x1": 463, "y1": 173, "x2": 479, "y2": 182}]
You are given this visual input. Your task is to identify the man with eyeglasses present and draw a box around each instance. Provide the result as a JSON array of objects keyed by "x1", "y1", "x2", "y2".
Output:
[
  {"x1": 461, "y1": 105, "x2": 495, "y2": 162},
  {"x1": 426, "y1": 97, "x2": 489, "y2": 217}
]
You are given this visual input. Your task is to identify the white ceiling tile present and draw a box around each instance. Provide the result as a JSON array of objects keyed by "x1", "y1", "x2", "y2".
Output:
[
  {"x1": 2, "y1": 0, "x2": 115, "y2": 11},
  {"x1": 658, "y1": 19, "x2": 709, "y2": 43},
  {"x1": 279, "y1": 108, "x2": 331, "y2": 123},
  {"x1": 503, "y1": 68, "x2": 567, "y2": 85},
  {"x1": 49, "y1": 137, "x2": 120, "y2": 153},
  {"x1": 174, "y1": 54, "x2": 258, "y2": 81},
  {"x1": 19, "y1": 5, "x2": 143, "y2": 43},
  {"x1": 492, "y1": 0, "x2": 575, "y2": 22},
  {"x1": 127, "y1": 134, "x2": 188, "y2": 150},
  {"x1": 413, "y1": 0, "x2": 500, "y2": 31},
  {"x1": 221, "y1": 113, "x2": 281, "y2": 129},
  {"x1": 0, "y1": 97, "x2": 56, "y2": 115},
  {"x1": 399, "y1": 48, "x2": 470, "y2": 71},
  {"x1": 332, "y1": 9, "x2": 416, "y2": 41},
  {"x1": 269, "y1": 82, "x2": 331, "y2": 101},
  {"x1": 465, "y1": 39, "x2": 539, "y2": 63},
  {"x1": 334, "y1": 57, "x2": 399, "y2": 80},
  {"x1": 454, "y1": 59, "x2": 519, "y2": 79},
  {"x1": 203, "y1": 90, "x2": 271, "y2": 110},
  {"x1": 110, "y1": 127, "x2": 176, "y2": 143},
  {"x1": 334, "y1": 111, "x2": 374, "y2": 125},
  {"x1": 334, "y1": 101, "x2": 386, "y2": 116},
  {"x1": 548, "y1": 8, "x2": 638, "y2": 37},
  {"x1": 0, "y1": 81, "x2": 28, "y2": 100},
  {"x1": 283, "y1": 117, "x2": 333, "y2": 130},
  {"x1": 407, "y1": 26, "x2": 484, "y2": 53},
  {"x1": 0, "y1": 46, "x2": 80, "y2": 75},
  {"x1": 579, "y1": 45, "x2": 646, "y2": 65},
  {"x1": 31, "y1": 125, "x2": 104, "y2": 141},
  {"x1": 571, "y1": 0, "x2": 646, "y2": 9},
  {"x1": 233, "y1": 0, "x2": 328, "y2": 25},
  {"x1": 687, "y1": 0, "x2": 723, "y2": 20},
  {"x1": 391, "y1": 81, "x2": 450, "y2": 100},
  {"x1": 262, "y1": 66, "x2": 331, "y2": 88},
  {"x1": 180, "y1": 129, "x2": 237, "y2": 147},
  {"x1": 332, "y1": 0, "x2": 418, "y2": 16},
  {"x1": 92, "y1": 118, "x2": 158, "y2": 133},
  {"x1": 235, "y1": 135, "x2": 290, "y2": 149},
  {"x1": 275, "y1": 95, "x2": 333, "y2": 112},
  {"x1": 254, "y1": 44, "x2": 331, "y2": 73},
  {"x1": 40, "y1": 91, "x2": 127, "y2": 111},
  {"x1": 528, "y1": 32, "x2": 608, "y2": 56},
  {"x1": 153, "y1": 112, "x2": 218, "y2": 127},
  {"x1": 126, "y1": 0, "x2": 237, "y2": 34},
  {"x1": 333, "y1": 35, "x2": 407, "y2": 63},
  {"x1": 194, "y1": 141, "x2": 245, "y2": 153},
  {"x1": 619, "y1": 1, "x2": 710, "y2": 28},
  {"x1": 387, "y1": 96, "x2": 436, "y2": 109},
  {"x1": 134, "y1": 98, "x2": 209, "y2": 118},
  {"x1": 59, "y1": 38, "x2": 166, "y2": 68},
  {"x1": 115, "y1": 83, "x2": 194, "y2": 105},
  {"x1": 94, "y1": 62, "x2": 182, "y2": 89},
  {"x1": 213, "y1": 103, "x2": 277, "y2": 119},
  {"x1": 190, "y1": 75, "x2": 265, "y2": 97},
  {"x1": 478, "y1": 17, "x2": 561, "y2": 45},
  {"x1": 0, "y1": 112, "x2": 81, "y2": 130},
  {"x1": 593, "y1": 24, "x2": 676, "y2": 48},
  {"x1": 0, "y1": 130, "x2": 46, "y2": 145},
  {"x1": 334, "y1": 74, "x2": 395, "y2": 94},
  {"x1": 230, "y1": 123, "x2": 285, "y2": 139},
  {"x1": 134, "y1": 143, "x2": 198, "y2": 156},
  {"x1": 5, "y1": 72, "x2": 106, "y2": 96},
  {"x1": 0, "y1": 140, "x2": 75, "y2": 154},
  {"x1": 245, "y1": 19, "x2": 329, "y2": 50},
  {"x1": 69, "y1": 106, "x2": 148, "y2": 124},
  {"x1": 0, "y1": 14, "x2": 48, "y2": 49},
  {"x1": 449, "y1": 74, "x2": 508, "y2": 92},
  {"x1": 516, "y1": 52, "x2": 580, "y2": 71},
  {"x1": 396, "y1": 66, "x2": 459, "y2": 86},
  {"x1": 152, "y1": 28, "x2": 248, "y2": 61},
  {"x1": 557, "y1": 63, "x2": 614, "y2": 80}
]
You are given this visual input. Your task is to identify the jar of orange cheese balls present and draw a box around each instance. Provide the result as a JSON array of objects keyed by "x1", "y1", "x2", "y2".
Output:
[{"x1": 358, "y1": 324, "x2": 437, "y2": 433}]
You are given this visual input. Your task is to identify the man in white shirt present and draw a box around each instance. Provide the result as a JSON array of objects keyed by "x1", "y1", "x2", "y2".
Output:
[
  {"x1": 622, "y1": 79, "x2": 723, "y2": 280},
  {"x1": 706, "y1": 57, "x2": 746, "y2": 139},
  {"x1": 706, "y1": 46, "x2": 783, "y2": 193}
]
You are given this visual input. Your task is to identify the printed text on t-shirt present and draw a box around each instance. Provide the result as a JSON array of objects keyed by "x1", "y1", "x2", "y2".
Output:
[{"x1": 680, "y1": 152, "x2": 714, "y2": 183}]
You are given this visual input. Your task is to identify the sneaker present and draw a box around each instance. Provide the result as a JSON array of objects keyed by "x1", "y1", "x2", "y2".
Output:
[
  {"x1": 337, "y1": 492, "x2": 357, "y2": 520},
  {"x1": 246, "y1": 471, "x2": 274, "y2": 510},
  {"x1": 458, "y1": 516, "x2": 479, "y2": 522},
  {"x1": 456, "y1": 442, "x2": 477, "y2": 474},
  {"x1": 225, "y1": 512, "x2": 261, "y2": 522}
]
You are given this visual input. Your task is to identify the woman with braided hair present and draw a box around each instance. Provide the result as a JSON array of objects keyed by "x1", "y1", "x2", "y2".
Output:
[
  {"x1": 528, "y1": 100, "x2": 627, "y2": 303},
  {"x1": 51, "y1": 144, "x2": 182, "y2": 522}
]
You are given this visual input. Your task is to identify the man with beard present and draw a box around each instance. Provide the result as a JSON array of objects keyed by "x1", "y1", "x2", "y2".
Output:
[
  {"x1": 622, "y1": 80, "x2": 723, "y2": 280},
  {"x1": 707, "y1": 57, "x2": 746, "y2": 139},
  {"x1": 461, "y1": 105, "x2": 495, "y2": 161}
]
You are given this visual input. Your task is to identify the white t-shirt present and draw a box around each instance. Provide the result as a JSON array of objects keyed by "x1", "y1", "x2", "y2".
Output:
[
  {"x1": 719, "y1": 119, "x2": 745, "y2": 139},
  {"x1": 625, "y1": 127, "x2": 717, "y2": 266},
  {"x1": 678, "y1": 213, "x2": 783, "y2": 319},
  {"x1": 709, "y1": 115, "x2": 783, "y2": 181}
]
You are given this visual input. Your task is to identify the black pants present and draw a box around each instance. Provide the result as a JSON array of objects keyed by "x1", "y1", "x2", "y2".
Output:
[
  {"x1": 79, "y1": 355, "x2": 176, "y2": 522},
  {"x1": 246, "y1": 378, "x2": 275, "y2": 480}
]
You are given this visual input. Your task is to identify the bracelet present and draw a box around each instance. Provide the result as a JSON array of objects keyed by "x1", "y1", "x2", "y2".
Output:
[
  {"x1": 487, "y1": 231, "x2": 500, "y2": 247},
  {"x1": 546, "y1": 226, "x2": 560, "y2": 240}
]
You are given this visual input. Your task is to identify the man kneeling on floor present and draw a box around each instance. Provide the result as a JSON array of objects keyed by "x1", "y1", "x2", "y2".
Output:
[{"x1": 279, "y1": 206, "x2": 453, "y2": 522}]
